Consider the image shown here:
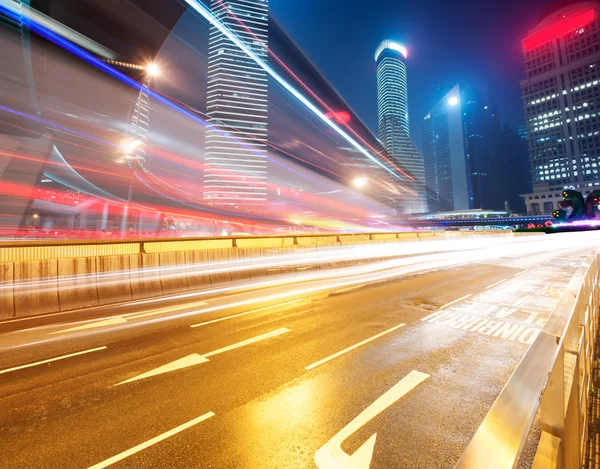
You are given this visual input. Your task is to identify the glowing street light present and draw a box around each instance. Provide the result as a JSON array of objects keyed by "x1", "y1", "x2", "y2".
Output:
[
  {"x1": 146, "y1": 62, "x2": 160, "y2": 77},
  {"x1": 353, "y1": 176, "x2": 369, "y2": 189},
  {"x1": 121, "y1": 139, "x2": 143, "y2": 155}
]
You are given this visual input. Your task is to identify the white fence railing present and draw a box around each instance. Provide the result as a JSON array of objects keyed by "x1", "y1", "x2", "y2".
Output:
[{"x1": 455, "y1": 250, "x2": 600, "y2": 468}]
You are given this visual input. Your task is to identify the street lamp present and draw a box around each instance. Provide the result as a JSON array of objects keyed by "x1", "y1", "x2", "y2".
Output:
[
  {"x1": 121, "y1": 139, "x2": 143, "y2": 155},
  {"x1": 353, "y1": 176, "x2": 369, "y2": 189},
  {"x1": 146, "y1": 62, "x2": 160, "y2": 77}
]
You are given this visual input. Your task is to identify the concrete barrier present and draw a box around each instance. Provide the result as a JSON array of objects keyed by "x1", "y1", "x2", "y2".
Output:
[
  {"x1": 0, "y1": 262, "x2": 14, "y2": 319},
  {"x1": 57, "y1": 257, "x2": 99, "y2": 311},
  {"x1": 339, "y1": 234, "x2": 371, "y2": 244},
  {"x1": 129, "y1": 253, "x2": 163, "y2": 300},
  {"x1": 159, "y1": 252, "x2": 189, "y2": 295},
  {"x1": 296, "y1": 235, "x2": 339, "y2": 248},
  {"x1": 14, "y1": 259, "x2": 59, "y2": 317},
  {"x1": 371, "y1": 233, "x2": 398, "y2": 241},
  {"x1": 0, "y1": 231, "x2": 545, "y2": 319},
  {"x1": 208, "y1": 249, "x2": 233, "y2": 286},
  {"x1": 185, "y1": 250, "x2": 213, "y2": 290},
  {"x1": 235, "y1": 237, "x2": 294, "y2": 248},
  {"x1": 95, "y1": 255, "x2": 133, "y2": 305}
]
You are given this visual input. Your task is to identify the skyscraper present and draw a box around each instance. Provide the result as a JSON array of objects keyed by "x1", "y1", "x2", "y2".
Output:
[
  {"x1": 520, "y1": 2, "x2": 600, "y2": 215},
  {"x1": 204, "y1": 0, "x2": 269, "y2": 207},
  {"x1": 422, "y1": 84, "x2": 473, "y2": 212},
  {"x1": 375, "y1": 40, "x2": 427, "y2": 214}
]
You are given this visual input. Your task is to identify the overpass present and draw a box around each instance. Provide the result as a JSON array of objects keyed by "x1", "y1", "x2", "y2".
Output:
[{"x1": 398, "y1": 215, "x2": 552, "y2": 228}]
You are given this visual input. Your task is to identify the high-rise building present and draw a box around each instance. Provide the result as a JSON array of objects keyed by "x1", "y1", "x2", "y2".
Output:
[
  {"x1": 422, "y1": 84, "x2": 473, "y2": 212},
  {"x1": 520, "y1": 2, "x2": 600, "y2": 215},
  {"x1": 375, "y1": 40, "x2": 427, "y2": 214},
  {"x1": 204, "y1": 0, "x2": 269, "y2": 207}
]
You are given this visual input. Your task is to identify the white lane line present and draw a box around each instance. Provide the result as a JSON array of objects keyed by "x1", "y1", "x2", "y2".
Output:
[
  {"x1": 438, "y1": 294, "x2": 473, "y2": 311},
  {"x1": 334, "y1": 284, "x2": 366, "y2": 294},
  {"x1": 190, "y1": 300, "x2": 302, "y2": 328},
  {"x1": 204, "y1": 327, "x2": 291, "y2": 358},
  {"x1": 485, "y1": 278, "x2": 508, "y2": 290},
  {"x1": 51, "y1": 318, "x2": 127, "y2": 334},
  {"x1": 0, "y1": 346, "x2": 107, "y2": 375},
  {"x1": 305, "y1": 324, "x2": 405, "y2": 371},
  {"x1": 115, "y1": 328, "x2": 291, "y2": 385},
  {"x1": 128, "y1": 303, "x2": 207, "y2": 320},
  {"x1": 87, "y1": 412, "x2": 215, "y2": 469},
  {"x1": 513, "y1": 269, "x2": 529, "y2": 277}
]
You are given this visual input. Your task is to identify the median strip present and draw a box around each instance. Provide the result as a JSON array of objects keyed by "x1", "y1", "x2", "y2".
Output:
[
  {"x1": 305, "y1": 323, "x2": 405, "y2": 370},
  {"x1": 87, "y1": 412, "x2": 215, "y2": 469},
  {"x1": 0, "y1": 346, "x2": 107, "y2": 375}
]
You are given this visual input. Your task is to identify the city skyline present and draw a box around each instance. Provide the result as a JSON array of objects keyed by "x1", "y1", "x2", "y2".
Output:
[{"x1": 270, "y1": 0, "x2": 568, "y2": 150}]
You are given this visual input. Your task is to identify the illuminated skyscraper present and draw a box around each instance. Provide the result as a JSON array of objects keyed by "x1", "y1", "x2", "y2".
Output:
[
  {"x1": 204, "y1": 0, "x2": 269, "y2": 207},
  {"x1": 375, "y1": 40, "x2": 427, "y2": 214},
  {"x1": 422, "y1": 85, "x2": 473, "y2": 212},
  {"x1": 520, "y1": 2, "x2": 600, "y2": 215}
]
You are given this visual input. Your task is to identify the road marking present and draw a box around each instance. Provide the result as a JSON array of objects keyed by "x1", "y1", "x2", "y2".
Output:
[
  {"x1": 513, "y1": 296, "x2": 529, "y2": 307},
  {"x1": 51, "y1": 317, "x2": 127, "y2": 334},
  {"x1": 87, "y1": 412, "x2": 215, "y2": 469},
  {"x1": 203, "y1": 327, "x2": 290, "y2": 358},
  {"x1": 314, "y1": 370, "x2": 429, "y2": 469},
  {"x1": 128, "y1": 303, "x2": 207, "y2": 320},
  {"x1": 0, "y1": 346, "x2": 107, "y2": 375},
  {"x1": 115, "y1": 354, "x2": 210, "y2": 385},
  {"x1": 334, "y1": 284, "x2": 366, "y2": 294},
  {"x1": 116, "y1": 328, "x2": 291, "y2": 385},
  {"x1": 190, "y1": 300, "x2": 302, "y2": 328},
  {"x1": 423, "y1": 311, "x2": 541, "y2": 344},
  {"x1": 437, "y1": 294, "x2": 473, "y2": 312},
  {"x1": 305, "y1": 324, "x2": 405, "y2": 371},
  {"x1": 513, "y1": 269, "x2": 529, "y2": 277},
  {"x1": 485, "y1": 278, "x2": 508, "y2": 290}
]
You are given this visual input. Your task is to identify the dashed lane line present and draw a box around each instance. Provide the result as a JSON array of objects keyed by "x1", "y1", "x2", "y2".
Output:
[
  {"x1": 190, "y1": 299, "x2": 303, "y2": 328},
  {"x1": 305, "y1": 323, "x2": 405, "y2": 371},
  {"x1": 0, "y1": 346, "x2": 107, "y2": 375},
  {"x1": 87, "y1": 412, "x2": 215, "y2": 469},
  {"x1": 438, "y1": 294, "x2": 473, "y2": 311},
  {"x1": 484, "y1": 278, "x2": 508, "y2": 290}
]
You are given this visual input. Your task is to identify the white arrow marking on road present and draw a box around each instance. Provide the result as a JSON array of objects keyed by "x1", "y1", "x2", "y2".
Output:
[
  {"x1": 51, "y1": 317, "x2": 128, "y2": 334},
  {"x1": 314, "y1": 370, "x2": 430, "y2": 469},
  {"x1": 51, "y1": 302, "x2": 210, "y2": 335},
  {"x1": 115, "y1": 327, "x2": 291, "y2": 386}
]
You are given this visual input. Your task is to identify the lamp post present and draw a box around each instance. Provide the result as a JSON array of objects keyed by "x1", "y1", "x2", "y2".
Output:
[{"x1": 118, "y1": 62, "x2": 159, "y2": 236}]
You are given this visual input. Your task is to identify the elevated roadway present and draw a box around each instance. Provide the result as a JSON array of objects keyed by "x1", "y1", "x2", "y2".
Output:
[{"x1": 1, "y1": 232, "x2": 599, "y2": 468}]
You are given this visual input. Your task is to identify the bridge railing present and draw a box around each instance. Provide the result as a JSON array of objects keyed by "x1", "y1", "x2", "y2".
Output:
[{"x1": 455, "y1": 249, "x2": 600, "y2": 469}]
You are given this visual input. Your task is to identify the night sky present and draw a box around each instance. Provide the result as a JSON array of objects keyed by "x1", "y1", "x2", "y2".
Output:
[{"x1": 270, "y1": 0, "x2": 570, "y2": 149}]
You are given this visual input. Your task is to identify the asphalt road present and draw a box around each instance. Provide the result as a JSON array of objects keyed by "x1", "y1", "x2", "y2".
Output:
[{"x1": 1, "y1": 233, "x2": 599, "y2": 469}]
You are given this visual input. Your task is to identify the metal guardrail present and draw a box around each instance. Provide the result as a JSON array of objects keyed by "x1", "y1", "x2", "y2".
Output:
[
  {"x1": 455, "y1": 249, "x2": 599, "y2": 469},
  {"x1": 0, "y1": 231, "x2": 460, "y2": 262}
]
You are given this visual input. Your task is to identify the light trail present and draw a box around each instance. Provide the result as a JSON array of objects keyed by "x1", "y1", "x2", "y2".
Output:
[
  {"x1": 2, "y1": 236, "x2": 543, "y2": 301},
  {"x1": 213, "y1": 0, "x2": 413, "y2": 181},
  {"x1": 182, "y1": 0, "x2": 407, "y2": 181}
]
